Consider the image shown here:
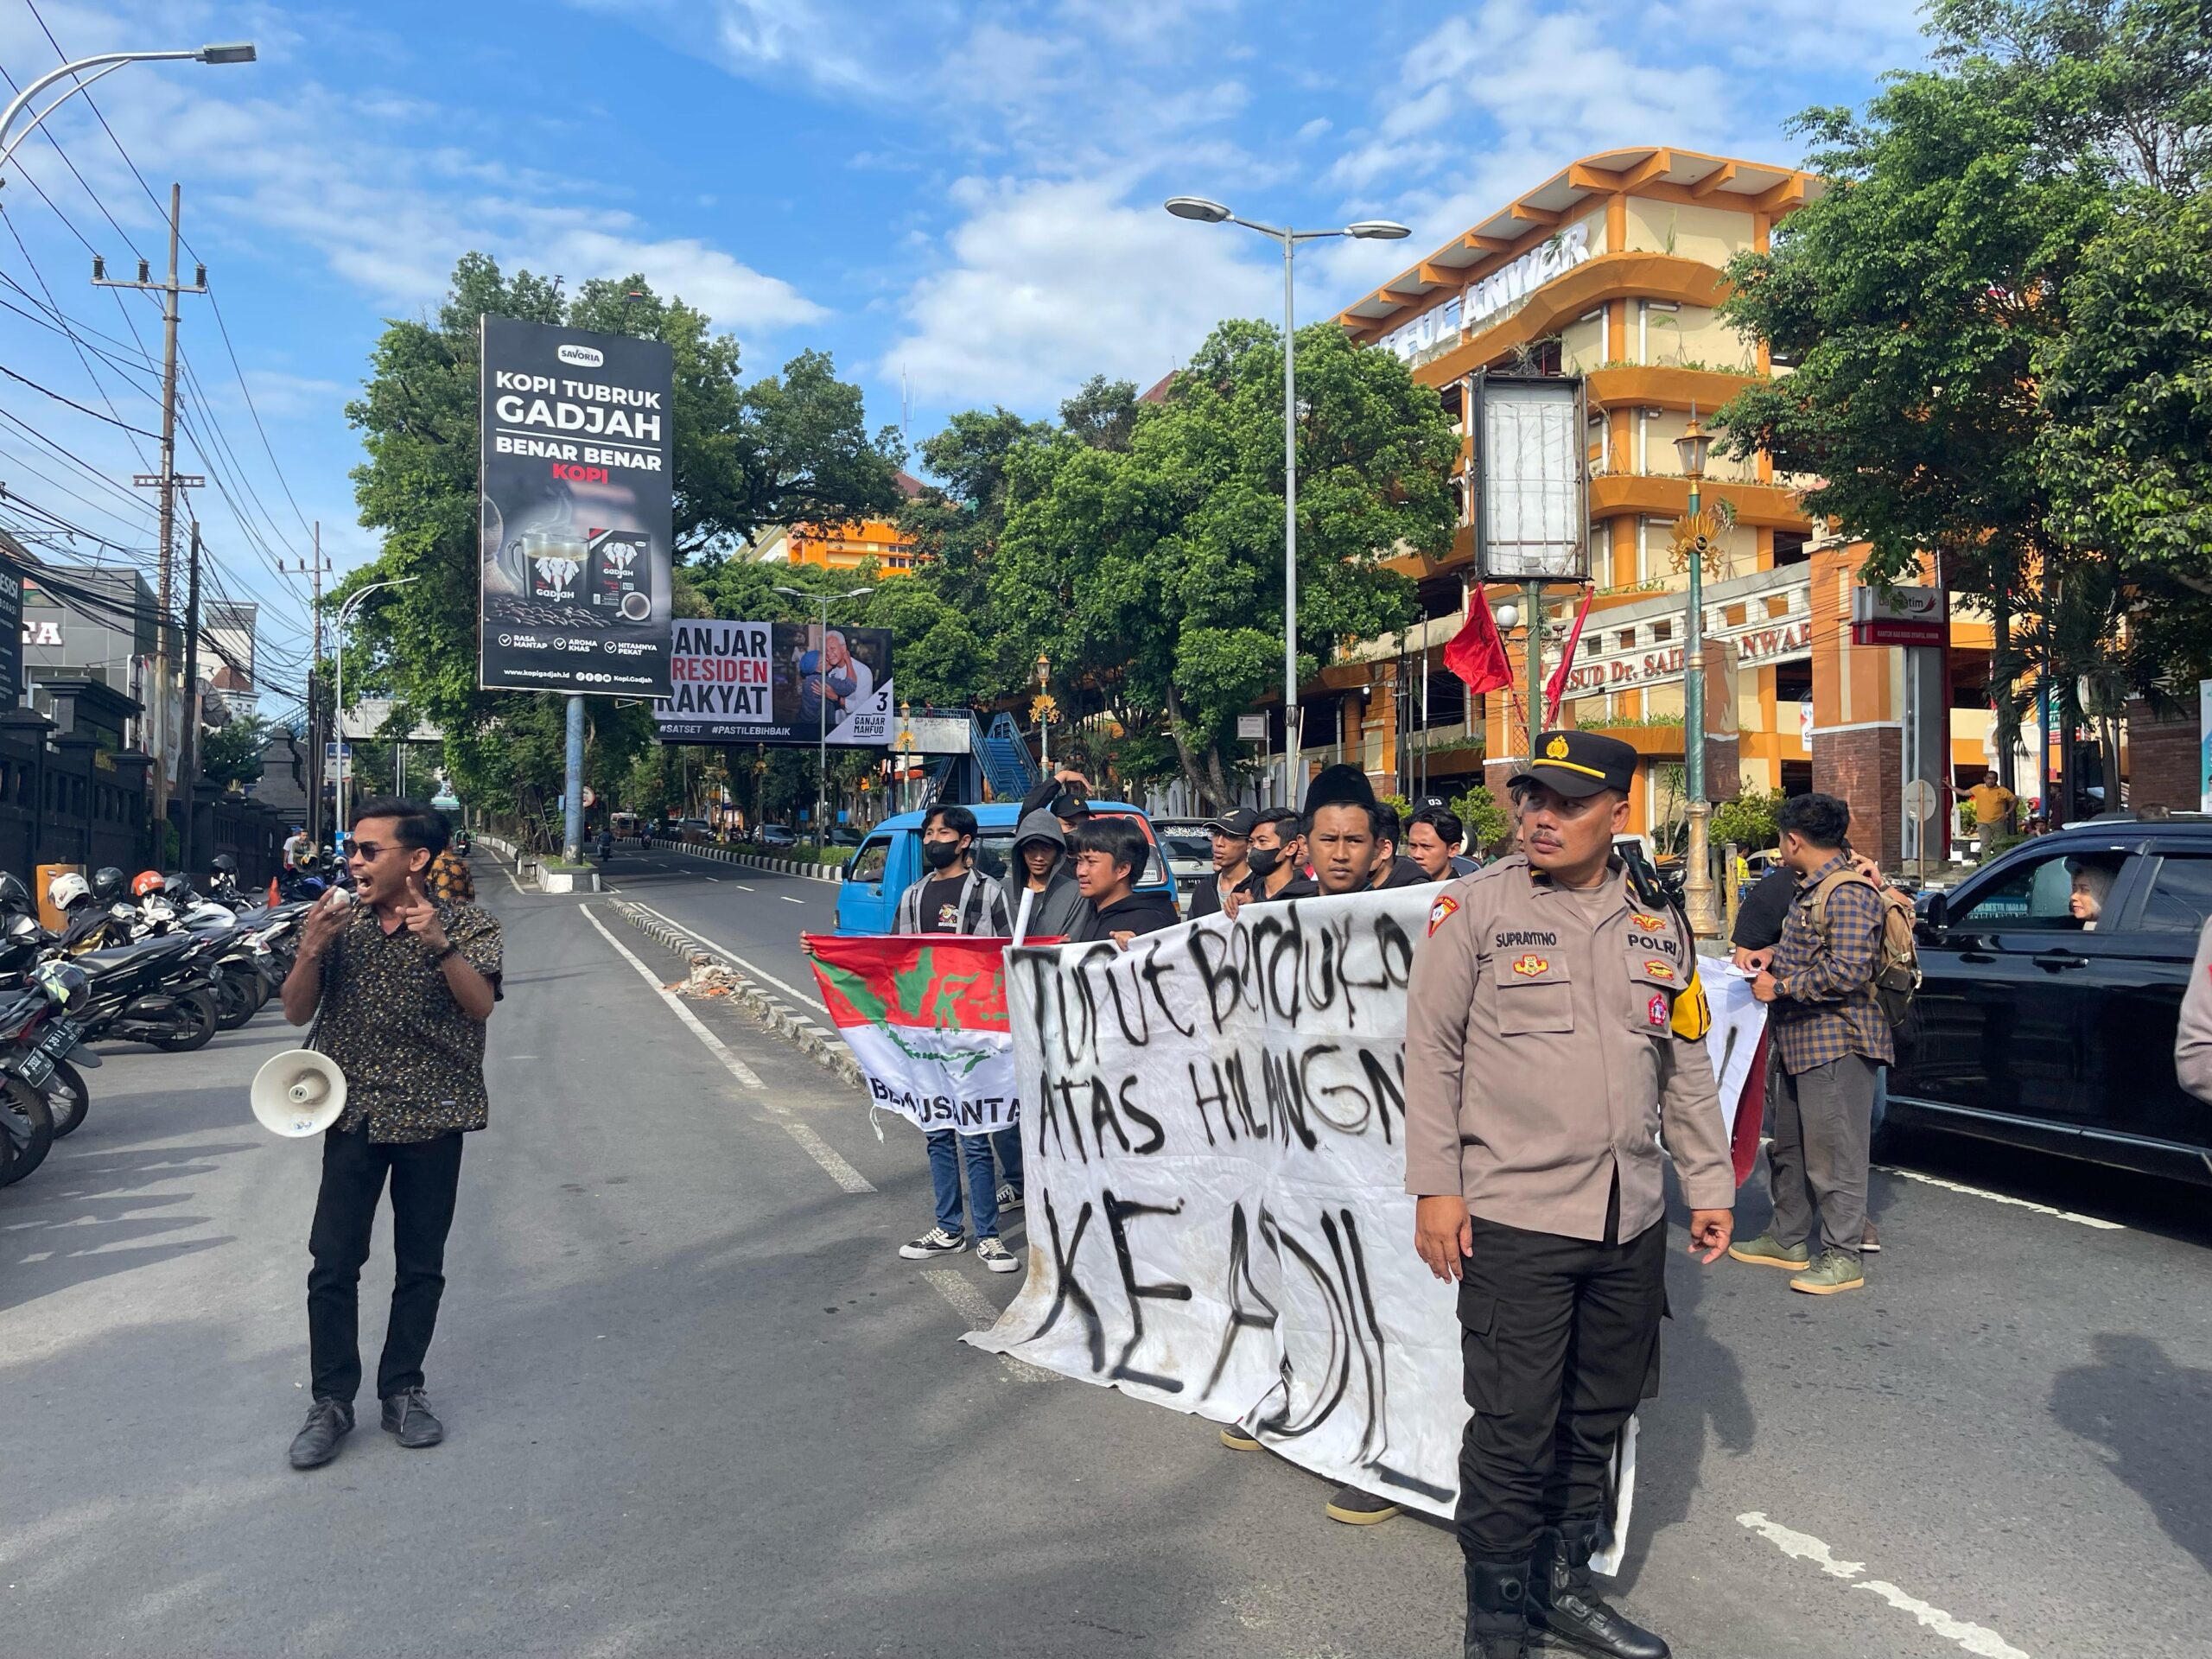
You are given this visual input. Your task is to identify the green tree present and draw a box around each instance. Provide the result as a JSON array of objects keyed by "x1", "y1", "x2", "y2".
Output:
[
  {"x1": 1711, "y1": 785, "x2": 1786, "y2": 852},
  {"x1": 1449, "y1": 784, "x2": 1516, "y2": 856},
  {"x1": 198, "y1": 714, "x2": 268, "y2": 791},
  {"x1": 991, "y1": 319, "x2": 1458, "y2": 809}
]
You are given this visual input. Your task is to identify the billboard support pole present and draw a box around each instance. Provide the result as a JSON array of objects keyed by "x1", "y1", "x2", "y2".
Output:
[{"x1": 563, "y1": 694, "x2": 584, "y2": 863}]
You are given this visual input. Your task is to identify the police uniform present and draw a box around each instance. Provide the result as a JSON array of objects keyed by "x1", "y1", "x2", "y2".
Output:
[{"x1": 1403, "y1": 731, "x2": 1733, "y2": 1659}]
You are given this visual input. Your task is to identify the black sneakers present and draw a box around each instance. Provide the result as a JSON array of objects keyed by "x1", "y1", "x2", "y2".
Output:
[
  {"x1": 381, "y1": 1387, "x2": 445, "y2": 1448},
  {"x1": 288, "y1": 1397, "x2": 354, "y2": 1469}
]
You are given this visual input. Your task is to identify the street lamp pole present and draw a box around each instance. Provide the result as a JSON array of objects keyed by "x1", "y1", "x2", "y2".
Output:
[
  {"x1": 1166, "y1": 198, "x2": 1410, "y2": 807},
  {"x1": 333, "y1": 575, "x2": 419, "y2": 851},
  {"x1": 0, "y1": 43, "x2": 255, "y2": 182},
  {"x1": 777, "y1": 584, "x2": 873, "y2": 851},
  {"x1": 1674, "y1": 413, "x2": 1722, "y2": 938}
]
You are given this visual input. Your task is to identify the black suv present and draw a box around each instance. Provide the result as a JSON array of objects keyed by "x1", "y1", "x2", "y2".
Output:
[{"x1": 1891, "y1": 817, "x2": 2212, "y2": 1185}]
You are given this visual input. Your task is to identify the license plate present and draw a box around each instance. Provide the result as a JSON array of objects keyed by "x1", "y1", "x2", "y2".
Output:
[
  {"x1": 36, "y1": 1018, "x2": 79, "y2": 1060},
  {"x1": 18, "y1": 1050, "x2": 53, "y2": 1089}
]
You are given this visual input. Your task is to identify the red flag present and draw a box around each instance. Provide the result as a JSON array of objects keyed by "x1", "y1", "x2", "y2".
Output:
[
  {"x1": 1542, "y1": 584, "x2": 1596, "y2": 722},
  {"x1": 1443, "y1": 582, "x2": 1512, "y2": 695}
]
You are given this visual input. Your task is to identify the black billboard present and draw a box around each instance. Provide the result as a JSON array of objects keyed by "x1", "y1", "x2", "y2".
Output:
[
  {"x1": 0, "y1": 551, "x2": 22, "y2": 705},
  {"x1": 478, "y1": 316, "x2": 674, "y2": 696},
  {"x1": 653, "y1": 619, "x2": 895, "y2": 745}
]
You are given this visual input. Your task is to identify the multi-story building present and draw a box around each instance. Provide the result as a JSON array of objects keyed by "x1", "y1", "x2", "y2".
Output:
[
  {"x1": 747, "y1": 472, "x2": 925, "y2": 576},
  {"x1": 1324, "y1": 145, "x2": 2011, "y2": 862}
]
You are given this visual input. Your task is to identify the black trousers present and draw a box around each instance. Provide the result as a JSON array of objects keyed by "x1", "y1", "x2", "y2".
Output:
[
  {"x1": 307, "y1": 1127, "x2": 466, "y2": 1402},
  {"x1": 1455, "y1": 1210, "x2": 1667, "y2": 1561}
]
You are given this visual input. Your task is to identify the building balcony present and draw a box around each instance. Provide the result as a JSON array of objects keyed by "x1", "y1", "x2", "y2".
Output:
[
  {"x1": 1584, "y1": 362, "x2": 1760, "y2": 411},
  {"x1": 1589, "y1": 471, "x2": 1808, "y2": 529}
]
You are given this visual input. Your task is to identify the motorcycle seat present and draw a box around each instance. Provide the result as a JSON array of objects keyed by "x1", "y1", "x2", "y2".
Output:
[{"x1": 74, "y1": 935, "x2": 196, "y2": 976}]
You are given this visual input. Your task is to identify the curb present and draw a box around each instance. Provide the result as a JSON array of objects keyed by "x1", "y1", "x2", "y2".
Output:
[
  {"x1": 609, "y1": 899, "x2": 861, "y2": 1089},
  {"x1": 648, "y1": 841, "x2": 845, "y2": 885}
]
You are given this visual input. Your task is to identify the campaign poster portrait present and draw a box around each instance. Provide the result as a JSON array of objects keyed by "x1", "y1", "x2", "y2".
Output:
[
  {"x1": 655, "y1": 619, "x2": 893, "y2": 746},
  {"x1": 478, "y1": 315, "x2": 675, "y2": 696}
]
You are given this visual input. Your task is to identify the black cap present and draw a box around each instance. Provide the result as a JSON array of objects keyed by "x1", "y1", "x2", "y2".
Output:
[
  {"x1": 1509, "y1": 729, "x2": 1637, "y2": 799},
  {"x1": 1411, "y1": 795, "x2": 1451, "y2": 815},
  {"x1": 1303, "y1": 762, "x2": 1378, "y2": 817},
  {"x1": 1204, "y1": 808, "x2": 1259, "y2": 837}
]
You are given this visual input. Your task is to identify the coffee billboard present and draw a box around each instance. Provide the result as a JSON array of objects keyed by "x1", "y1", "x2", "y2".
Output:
[{"x1": 478, "y1": 317, "x2": 674, "y2": 696}]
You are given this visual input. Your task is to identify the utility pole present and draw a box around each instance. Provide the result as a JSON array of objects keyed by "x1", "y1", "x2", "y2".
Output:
[
  {"x1": 281, "y1": 526, "x2": 331, "y2": 849},
  {"x1": 178, "y1": 518, "x2": 202, "y2": 875},
  {"x1": 97, "y1": 181, "x2": 206, "y2": 830}
]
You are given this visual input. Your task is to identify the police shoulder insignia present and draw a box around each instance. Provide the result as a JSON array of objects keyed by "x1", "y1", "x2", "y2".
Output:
[
  {"x1": 1630, "y1": 911, "x2": 1667, "y2": 931},
  {"x1": 1642, "y1": 958, "x2": 1676, "y2": 982},
  {"x1": 1427, "y1": 893, "x2": 1459, "y2": 937},
  {"x1": 1646, "y1": 993, "x2": 1670, "y2": 1028},
  {"x1": 1511, "y1": 952, "x2": 1549, "y2": 977}
]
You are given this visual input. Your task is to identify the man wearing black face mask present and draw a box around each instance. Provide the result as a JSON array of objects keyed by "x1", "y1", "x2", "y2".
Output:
[
  {"x1": 1224, "y1": 807, "x2": 1316, "y2": 917},
  {"x1": 893, "y1": 804, "x2": 1014, "y2": 936}
]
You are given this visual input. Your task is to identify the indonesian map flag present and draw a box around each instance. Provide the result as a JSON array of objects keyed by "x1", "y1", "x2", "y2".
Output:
[{"x1": 804, "y1": 934, "x2": 1022, "y2": 1137}]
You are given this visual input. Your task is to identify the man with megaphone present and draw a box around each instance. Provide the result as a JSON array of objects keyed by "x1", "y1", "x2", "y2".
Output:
[{"x1": 279, "y1": 796, "x2": 501, "y2": 1471}]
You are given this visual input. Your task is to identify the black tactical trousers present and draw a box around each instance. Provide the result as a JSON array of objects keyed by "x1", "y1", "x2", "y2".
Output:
[{"x1": 1455, "y1": 1209, "x2": 1667, "y2": 1561}]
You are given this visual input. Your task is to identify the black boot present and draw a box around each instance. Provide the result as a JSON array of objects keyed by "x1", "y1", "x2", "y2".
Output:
[
  {"x1": 1529, "y1": 1521, "x2": 1669, "y2": 1658},
  {"x1": 1463, "y1": 1557, "x2": 1532, "y2": 1659}
]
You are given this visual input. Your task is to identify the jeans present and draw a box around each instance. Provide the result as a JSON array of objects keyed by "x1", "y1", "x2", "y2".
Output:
[
  {"x1": 925, "y1": 1129, "x2": 999, "y2": 1240},
  {"x1": 307, "y1": 1127, "x2": 466, "y2": 1402},
  {"x1": 991, "y1": 1126, "x2": 1023, "y2": 1198}
]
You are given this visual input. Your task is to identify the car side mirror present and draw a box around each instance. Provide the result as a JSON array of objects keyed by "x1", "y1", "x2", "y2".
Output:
[{"x1": 1916, "y1": 891, "x2": 1948, "y2": 934}]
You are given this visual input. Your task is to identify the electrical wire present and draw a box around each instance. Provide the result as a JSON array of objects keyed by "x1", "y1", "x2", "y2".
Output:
[{"x1": 0, "y1": 363, "x2": 160, "y2": 435}]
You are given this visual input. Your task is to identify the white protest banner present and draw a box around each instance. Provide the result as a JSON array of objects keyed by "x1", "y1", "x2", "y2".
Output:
[
  {"x1": 806, "y1": 934, "x2": 1020, "y2": 1137},
  {"x1": 966, "y1": 887, "x2": 1759, "y2": 1547}
]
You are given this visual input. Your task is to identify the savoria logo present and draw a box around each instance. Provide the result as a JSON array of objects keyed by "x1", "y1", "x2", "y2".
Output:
[{"x1": 556, "y1": 343, "x2": 605, "y2": 368}]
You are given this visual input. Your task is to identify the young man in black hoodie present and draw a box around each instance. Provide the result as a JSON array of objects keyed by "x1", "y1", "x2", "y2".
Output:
[{"x1": 1071, "y1": 817, "x2": 1178, "y2": 944}]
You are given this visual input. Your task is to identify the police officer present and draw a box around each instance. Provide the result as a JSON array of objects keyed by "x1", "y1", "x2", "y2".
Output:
[{"x1": 1403, "y1": 730, "x2": 1736, "y2": 1659}]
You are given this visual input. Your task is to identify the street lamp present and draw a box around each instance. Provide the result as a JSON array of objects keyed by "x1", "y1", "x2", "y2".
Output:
[
  {"x1": 1672, "y1": 410, "x2": 1722, "y2": 937},
  {"x1": 0, "y1": 44, "x2": 255, "y2": 182},
  {"x1": 775, "y1": 583, "x2": 873, "y2": 851},
  {"x1": 1166, "y1": 196, "x2": 1410, "y2": 805},
  {"x1": 333, "y1": 575, "x2": 418, "y2": 852}
]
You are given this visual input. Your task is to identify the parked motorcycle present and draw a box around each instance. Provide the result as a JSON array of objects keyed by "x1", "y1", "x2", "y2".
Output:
[
  {"x1": 0, "y1": 919, "x2": 220, "y2": 1052},
  {"x1": 3, "y1": 959, "x2": 97, "y2": 1142}
]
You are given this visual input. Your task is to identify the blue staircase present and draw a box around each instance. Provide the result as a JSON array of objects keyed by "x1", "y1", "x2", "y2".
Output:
[{"x1": 982, "y1": 712, "x2": 1039, "y2": 803}]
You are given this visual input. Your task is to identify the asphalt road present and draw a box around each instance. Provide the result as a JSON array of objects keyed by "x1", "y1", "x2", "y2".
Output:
[
  {"x1": 593, "y1": 840, "x2": 842, "y2": 1017},
  {"x1": 1, "y1": 861, "x2": 2206, "y2": 1657}
]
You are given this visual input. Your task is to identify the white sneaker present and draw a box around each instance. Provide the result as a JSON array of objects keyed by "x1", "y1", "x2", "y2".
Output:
[
  {"x1": 899, "y1": 1227, "x2": 964, "y2": 1260},
  {"x1": 996, "y1": 1182, "x2": 1023, "y2": 1213},
  {"x1": 976, "y1": 1237, "x2": 1020, "y2": 1274}
]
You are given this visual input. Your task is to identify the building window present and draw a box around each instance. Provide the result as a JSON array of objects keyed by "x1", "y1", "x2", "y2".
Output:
[
  {"x1": 1652, "y1": 620, "x2": 1673, "y2": 642},
  {"x1": 1772, "y1": 530, "x2": 1810, "y2": 566}
]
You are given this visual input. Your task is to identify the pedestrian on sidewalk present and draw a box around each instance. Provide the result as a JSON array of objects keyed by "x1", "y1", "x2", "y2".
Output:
[
  {"x1": 1403, "y1": 729, "x2": 1735, "y2": 1659},
  {"x1": 281, "y1": 798, "x2": 502, "y2": 1471},
  {"x1": 1736, "y1": 793, "x2": 1892, "y2": 1296},
  {"x1": 893, "y1": 804, "x2": 1021, "y2": 1274},
  {"x1": 1185, "y1": 807, "x2": 1256, "y2": 919},
  {"x1": 1070, "y1": 816, "x2": 1178, "y2": 943},
  {"x1": 1001, "y1": 809, "x2": 1087, "y2": 941}
]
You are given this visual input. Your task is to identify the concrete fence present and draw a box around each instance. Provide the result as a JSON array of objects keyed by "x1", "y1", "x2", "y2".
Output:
[{"x1": 647, "y1": 841, "x2": 845, "y2": 885}]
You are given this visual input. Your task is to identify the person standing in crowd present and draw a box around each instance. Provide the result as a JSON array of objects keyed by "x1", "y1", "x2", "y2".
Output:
[
  {"x1": 1403, "y1": 730, "x2": 1734, "y2": 1659},
  {"x1": 1736, "y1": 793, "x2": 1891, "y2": 1296},
  {"x1": 1227, "y1": 808, "x2": 1316, "y2": 911},
  {"x1": 282, "y1": 798, "x2": 502, "y2": 1471},
  {"x1": 1300, "y1": 765, "x2": 1386, "y2": 899},
  {"x1": 283, "y1": 826, "x2": 312, "y2": 871},
  {"x1": 1408, "y1": 800, "x2": 1477, "y2": 880},
  {"x1": 894, "y1": 804, "x2": 1019, "y2": 1273},
  {"x1": 1001, "y1": 810, "x2": 1087, "y2": 941},
  {"x1": 1071, "y1": 817, "x2": 1178, "y2": 943},
  {"x1": 1366, "y1": 800, "x2": 1433, "y2": 890},
  {"x1": 2176, "y1": 915, "x2": 2212, "y2": 1103},
  {"x1": 1185, "y1": 807, "x2": 1256, "y2": 919}
]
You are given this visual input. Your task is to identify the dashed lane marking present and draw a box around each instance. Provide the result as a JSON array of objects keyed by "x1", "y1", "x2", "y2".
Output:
[
  {"x1": 1876, "y1": 1165, "x2": 2125, "y2": 1231},
  {"x1": 734, "y1": 884, "x2": 753, "y2": 893},
  {"x1": 780, "y1": 895, "x2": 805, "y2": 905},
  {"x1": 921, "y1": 1269, "x2": 1053, "y2": 1383},
  {"x1": 629, "y1": 901, "x2": 829, "y2": 1014},
  {"x1": 1737, "y1": 1513, "x2": 2030, "y2": 1659}
]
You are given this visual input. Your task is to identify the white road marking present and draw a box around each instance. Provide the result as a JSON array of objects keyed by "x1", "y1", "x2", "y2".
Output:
[
  {"x1": 628, "y1": 901, "x2": 830, "y2": 1014},
  {"x1": 734, "y1": 885, "x2": 753, "y2": 893},
  {"x1": 1737, "y1": 1514, "x2": 2030, "y2": 1659},
  {"x1": 921, "y1": 1268, "x2": 1053, "y2": 1382},
  {"x1": 495, "y1": 858, "x2": 528, "y2": 896},
  {"x1": 705, "y1": 876, "x2": 719, "y2": 882},
  {"x1": 1876, "y1": 1165, "x2": 2125, "y2": 1231},
  {"x1": 780, "y1": 895, "x2": 805, "y2": 906},
  {"x1": 581, "y1": 903, "x2": 876, "y2": 1194}
]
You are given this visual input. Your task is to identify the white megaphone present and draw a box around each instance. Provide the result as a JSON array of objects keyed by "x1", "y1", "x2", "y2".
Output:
[{"x1": 250, "y1": 1050, "x2": 347, "y2": 1138}]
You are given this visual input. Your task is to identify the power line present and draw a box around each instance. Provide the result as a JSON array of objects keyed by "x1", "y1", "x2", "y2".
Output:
[{"x1": 0, "y1": 362, "x2": 161, "y2": 435}]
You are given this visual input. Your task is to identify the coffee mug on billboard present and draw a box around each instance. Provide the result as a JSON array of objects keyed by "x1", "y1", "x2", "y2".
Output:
[{"x1": 521, "y1": 527, "x2": 588, "y2": 602}]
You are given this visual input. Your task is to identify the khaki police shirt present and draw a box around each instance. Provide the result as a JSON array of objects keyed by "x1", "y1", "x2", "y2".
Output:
[{"x1": 1402, "y1": 855, "x2": 1736, "y2": 1242}]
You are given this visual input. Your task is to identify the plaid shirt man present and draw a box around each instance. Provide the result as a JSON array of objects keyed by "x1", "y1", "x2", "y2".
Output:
[{"x1": 1767, "y1": 852, "x2": 1894, "y2": 1072}]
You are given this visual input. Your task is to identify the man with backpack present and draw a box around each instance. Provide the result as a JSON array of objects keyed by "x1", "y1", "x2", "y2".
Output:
[{"x1": 1734, "y1": 793, "x2": 1907, "y2": 1296}]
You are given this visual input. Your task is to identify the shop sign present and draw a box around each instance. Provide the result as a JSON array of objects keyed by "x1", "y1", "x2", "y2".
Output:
[
  {"x1": 1465, "y1": 220, "x2": 1592, "y2": 329},
  {"x1": 1559, "y1": 616, "x2": 1810, "y2": 697},
  {"x1": 1849, "y1": 582, "x2": 1945, "y2": 648}
]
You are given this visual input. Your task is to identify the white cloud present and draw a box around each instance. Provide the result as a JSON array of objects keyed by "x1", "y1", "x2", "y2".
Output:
[{"x1": 886, "y1": 175, "x2": 1280, "y2": 409}]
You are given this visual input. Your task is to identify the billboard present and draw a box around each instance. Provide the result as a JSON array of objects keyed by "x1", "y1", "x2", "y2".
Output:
[
  {"x1": 1472, "y1": 372, "x2": 1588, "y2": 583},
  {"x1": 0, "y1": 551, "x2": 21, "y2": 703},
  {"x1": 478, "y1": 316, "x2": 674, "y2": 696},
  {"x1": 655, "y1": 619, "x2": 894, "y2": 746}
]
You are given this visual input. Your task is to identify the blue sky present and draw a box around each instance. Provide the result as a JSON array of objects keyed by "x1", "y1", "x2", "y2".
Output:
[{"x1": 0, "y1": 0, "x2": 1931, "y2": 708}]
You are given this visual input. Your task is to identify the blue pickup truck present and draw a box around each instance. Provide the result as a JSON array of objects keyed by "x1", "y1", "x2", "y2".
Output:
[{"x1": 833, "y1": 802, "x2": 1179, "y2": 935}]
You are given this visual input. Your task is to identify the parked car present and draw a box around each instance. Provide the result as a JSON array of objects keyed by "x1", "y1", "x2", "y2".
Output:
[
  {"x1": 826, "y1": 826, "x2": 865, "y2": 848},
  {"x1": 757, "y1": 823, "x2": 798, "y2": 850},
  {"x1": 835, "y1": 801, "x2": 1179, "y2": 935},
  {"x1": 672, "y1": 817, "x2": 713, "y2": 843},
  {"x1": 1151, "y1": 818, "x2": 1218, "y2": 904},
  {"x1": 1888, "y1": 816, "x2": 2212, "y2": 1185}
]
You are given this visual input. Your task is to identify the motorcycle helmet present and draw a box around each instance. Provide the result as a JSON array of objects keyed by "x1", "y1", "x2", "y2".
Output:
[
  {"x1": 91, "y1": 867, "x2": 127, "y2": 905},
  {"x1": 48, "y1": 871, "x2": 92, "y2": 912},
  {"x1": 132, "y1": 870, "x2": 165, "y2": 899},
  {"x1": 32, "y1": 958, "x2": 89, "y2": 1014},
  {"x1": 162, "y1": 873, "x2": 194, "y2": 901},
  {"x1": 211, "y1": 853, "x2": 238, "y2": 876},
  {"x1": 0, "y1": 872, "x2": 29, "y2": 914}
]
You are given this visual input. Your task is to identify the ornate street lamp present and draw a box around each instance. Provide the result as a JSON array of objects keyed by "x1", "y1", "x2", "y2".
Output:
[{"x1": 1671, "y1": 410, "x2": 1726, "y2": 937}]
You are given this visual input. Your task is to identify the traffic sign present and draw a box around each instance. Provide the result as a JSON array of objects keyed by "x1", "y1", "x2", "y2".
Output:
[
  {"x1": 1904, "y1": 779, "x2": 1940, "y2": 822},
  {"x1": 132, "y1": 473, "x2": 206, "y2": 488}
]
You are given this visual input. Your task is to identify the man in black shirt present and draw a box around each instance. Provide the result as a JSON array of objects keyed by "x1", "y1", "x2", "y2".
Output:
[
  {"x1": 1071, "y1": 817, "x2": 1179, "y2": 943},
  {"x1": 1408, "y1": 800, "x2": 1478, "y2": 880},
  {"x1": 1186, "y1": 808, "x2": 1256, "y2": 919},
  {"x1": 1226, "y1": 808, "x2": 1316, "y2": 914},
  {"x1": 1367, "y1": 801, "x2": 1433, "y2": 890}
]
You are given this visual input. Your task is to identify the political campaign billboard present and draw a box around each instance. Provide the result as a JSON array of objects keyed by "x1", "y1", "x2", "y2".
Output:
[
  {"x1": 654, "y1": 619, "x2": 894, "y2": 746},
  {"x1": 478, "y1": 315, "x2": 674, "y2": 696}
]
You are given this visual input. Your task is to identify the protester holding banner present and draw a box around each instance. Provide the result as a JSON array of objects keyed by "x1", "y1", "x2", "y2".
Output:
[
  {"x1": 1404, "y1": 729, "x2": 1735, "y2": 1659},
  {"x1": 893, "y1": 805, "x2": 1020, "y2": 1271},
  {"x1": 1001, "y1": 810, "x2": 1088, "y2": 942},
  {"x1": 1185, "y1": 807, "x2": 1255, "y2": 919},
  {"x1": 1069, "y1": 817, "x2": 1177, "y2": 944}
]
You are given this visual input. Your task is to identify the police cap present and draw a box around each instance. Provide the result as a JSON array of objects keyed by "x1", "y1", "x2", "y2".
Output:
[{"x1": 1508, "y1": 729, "x2": 1637, "y2": 799}]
